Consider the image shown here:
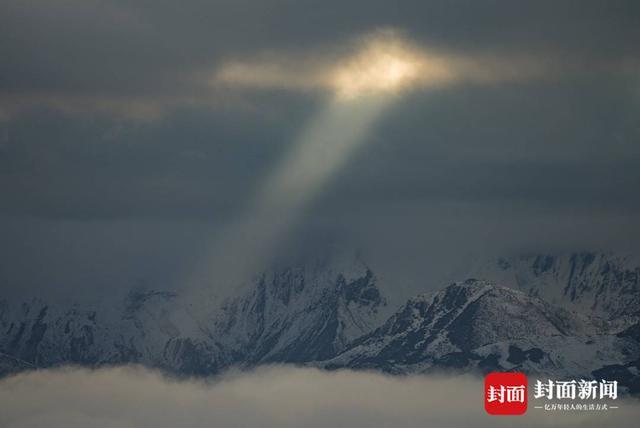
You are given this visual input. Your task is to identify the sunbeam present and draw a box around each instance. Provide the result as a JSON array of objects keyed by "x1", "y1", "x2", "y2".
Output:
[
  {"x1": 186, "y1": 94, "x2": 393, "y2": 296},
  {"x1": 186, "y1": 31, "x2": 431, "y2": 298}
]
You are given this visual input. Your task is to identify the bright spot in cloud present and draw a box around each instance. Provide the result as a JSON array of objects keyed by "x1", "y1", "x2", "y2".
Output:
[
  {"x1": 213, "y1": 30, "x2": 456, "y2": 101},
  {"x1": 328, "y1": 31, "x2": 454, "y2": 100},
  {"x1": 211, "y1": 27, "x2": 592, "y2": 102}
]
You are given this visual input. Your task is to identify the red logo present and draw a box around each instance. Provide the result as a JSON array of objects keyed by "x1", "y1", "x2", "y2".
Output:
[{"x1": 484, "y1": 372, "x2": 528, "y2": 415}]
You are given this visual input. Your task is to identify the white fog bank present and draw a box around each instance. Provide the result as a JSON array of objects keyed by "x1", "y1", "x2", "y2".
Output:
[{"x1": 0, "y1": 365, "x2": 638, "y2": 428}]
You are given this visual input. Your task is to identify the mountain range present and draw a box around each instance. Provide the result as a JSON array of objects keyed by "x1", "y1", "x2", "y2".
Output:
[{"x1": 1, "y1": 252, "x2": 639, "y2": 392}]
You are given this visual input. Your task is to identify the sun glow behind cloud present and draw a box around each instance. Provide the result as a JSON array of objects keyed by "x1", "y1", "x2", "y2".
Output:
[
  {"x1": 327, "y1": 31, "x2": 455, "y2": 100},
  {"x1": 214, "y1": 28, "x2": 614, "y2": 103},
  {"x1": 214, "y1": 30, "x2": 457, "y2": 101}
]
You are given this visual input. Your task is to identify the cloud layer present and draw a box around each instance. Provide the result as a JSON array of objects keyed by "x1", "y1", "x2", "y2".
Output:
[
  {"x1": 1, "y1": 366, "x2": 638, "y2": 428},
  {"x1": 2, "y1": 1, "x2": 639, "y2": 118},
  {"x1": 213, "y1": 28, "x2": 639, "y2": 101},
  {"x1": 213, "y1": 30, "x2": 458, "y2": 100},
  {"x1": 1, "y1": 0, "x2": 639, "y2": 300}
]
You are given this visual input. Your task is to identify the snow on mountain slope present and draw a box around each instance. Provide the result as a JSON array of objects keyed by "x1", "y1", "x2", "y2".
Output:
[
  {"x1": 0, "y1": 261, "x2": 389, "y2": 375},
  {"x1": 115, "y1": 289, "x2": 234, "y2": 374},
  {"x1": 212, "y1": 262, "x2": 389, "y2": 364},
  {"x1": 323, "y1": 279, "x2": 638, "y2": 381},
  {"x1": 469, "y1": 252, "x2": 640, "y2": 325},
  {"x1": 0, "y1": 290, "x2": 235, "y2": 375},
  {"x1": 0, "y1": 298, "x2": 114, "y2": 367},
  {"x1": 1, "y1": 256, "x2": 639, "y2": 386}
]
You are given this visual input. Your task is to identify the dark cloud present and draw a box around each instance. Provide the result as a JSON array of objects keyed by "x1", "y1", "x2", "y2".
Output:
[
  {"x1": 2, "y1": 1, "x2": 639, "y2": 103},
  {"x1": 0, "y1": 1, "x2": 639, "y2": 299}
]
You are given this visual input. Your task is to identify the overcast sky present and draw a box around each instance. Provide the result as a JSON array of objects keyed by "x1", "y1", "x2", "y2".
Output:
[{"x1": 1, "y1": 0, "x2": 639, "y2": 301}]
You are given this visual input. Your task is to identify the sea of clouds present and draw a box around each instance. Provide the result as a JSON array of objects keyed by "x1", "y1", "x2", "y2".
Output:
[{"x1": 0, "y1": 365, "x2": 638, "y2": 428}]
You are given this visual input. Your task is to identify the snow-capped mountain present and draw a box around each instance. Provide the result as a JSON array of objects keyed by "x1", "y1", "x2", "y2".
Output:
[
  {"x1": 0, "y1": 291, "x2": 229, "y2": 376},
  {"x1": 1, "y1": 252, "x2": 639, "y2": 392},
  {"x1": 469, "y1": 252, "x2": 640, "y2": 326},
  {"x1": 324, "y1": 279, "x2": 640, "y2": 392},
  {"x1": 211, "y1": 262, "x2": 389, "y2": 365},
  {"x1": 0, "y1": 261, "x2": 389, "y2": 376},
  {"x1": 0, "y1": 298, "x2": 112, "y2": 370}
]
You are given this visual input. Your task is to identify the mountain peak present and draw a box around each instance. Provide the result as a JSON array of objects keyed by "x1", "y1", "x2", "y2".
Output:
[
  {"x1": 325, "y1": 279, "x2": 598, "y2": 373},
  {"x1": 212, "y1": 262, "x2": 388, "y2": 364},
  {"x1": 470, "y1": 251, "x2": 640, "y2": 324}
]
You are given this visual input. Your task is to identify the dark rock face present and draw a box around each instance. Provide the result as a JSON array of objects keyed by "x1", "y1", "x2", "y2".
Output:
[
  {"x1": 506, "y1": 345, "x2": 544, "y2": 365},
  {"x1": 618, "y1": 322, "x2": 640, "y2": 342}
]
